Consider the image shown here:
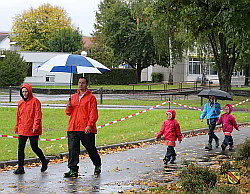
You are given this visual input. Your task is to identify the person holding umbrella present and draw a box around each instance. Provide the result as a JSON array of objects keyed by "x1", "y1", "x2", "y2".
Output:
[
  {"x1": 14, "y1": 83, "x2": 49, "y2": 174},
  {"x1": 64, "y1": 77, "x2": 101, "y2": 178},
  {"x1": 200, "y1": 96, "x2": 220, "y2": 150}
]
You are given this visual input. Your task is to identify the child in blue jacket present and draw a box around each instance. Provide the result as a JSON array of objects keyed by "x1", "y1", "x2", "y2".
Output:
[{"x1": 200, "y1": 96, "x2": 220, "y2": 150}]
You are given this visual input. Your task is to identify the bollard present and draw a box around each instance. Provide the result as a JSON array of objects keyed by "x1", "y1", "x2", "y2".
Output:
[
  {"x1": 201, "y1": 97, "x2": 203, "y2": 106},
  {"x1": 9, "y1": 85, "x2": 12, "y2": 103},
  {"x1": 100, "y1": 87, "x2": 103, "y2": 105},
  {"x1": 168, "y1": 97, "x2": 171, "y2": 109}
]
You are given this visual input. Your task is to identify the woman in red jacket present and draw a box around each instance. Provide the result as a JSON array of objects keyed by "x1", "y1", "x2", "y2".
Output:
[
  {"x1": 156, "y1": 110, "x2": 182, "y2": 165},
  {"x1": 14, "y1": 84, "x2": 48, "y2": 174},
  {"x1": 217, "y1": 104, "x2": 240, "y2": 151}
]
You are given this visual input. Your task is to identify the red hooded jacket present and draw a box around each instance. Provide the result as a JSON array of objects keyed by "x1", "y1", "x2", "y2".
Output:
[
  {"x1": 65, "y1": 90, "x2": 97, "y2": 133},
  {"x1": 217, "y1": 104, "x2": 239, "y2": 135},
  {"x1": 16, "y1": 84, "x2": 42, "y2": 136},
  {"x1": 156, "y1": 110, "x2": 182, "y2": 146}
]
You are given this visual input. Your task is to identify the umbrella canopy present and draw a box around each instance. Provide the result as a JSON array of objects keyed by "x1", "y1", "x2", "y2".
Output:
[
  {"x1": 198, "y1": 89, "x2": 233, "y2": 100},
  {"x1": 37, "y1": 54, "x2": 110, "y2": 74}
]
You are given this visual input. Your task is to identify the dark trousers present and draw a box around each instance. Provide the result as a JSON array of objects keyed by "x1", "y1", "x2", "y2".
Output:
[
  {"x1": 207, "y1": 118, "x2": 219, "y2": 144},
  {"x1": 165, "y1": 146, "x2": 176, "y2": 161},
  {"x1": 18, "y1": 135, "x2": 46, "y2": 167},
  {"x1": 223, "y1": 135, "x2": 233, "y2": 147},
  {"x1": 67, "y1": 131, "x2": 101, "y2": 170}
]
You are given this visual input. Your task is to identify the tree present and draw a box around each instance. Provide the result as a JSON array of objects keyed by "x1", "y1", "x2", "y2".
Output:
[
  {"x1": 48, "y1": 27, "x2": 82, "y2": 53},
  {"x1": 12, "y1": 3, "x2": 72, "y2": 51},
  {"x1": 153, "y1": 0, "x2": 250, "y2": 91},
  {"x1": 0, "y1": 50, "x2": 28, "y2": 87},
  {"x1": 94, "y1": 0, "x2": 170, "y2": 82}
]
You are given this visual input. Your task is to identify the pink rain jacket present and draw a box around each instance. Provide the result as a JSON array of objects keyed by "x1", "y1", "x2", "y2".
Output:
[
  {"x1": 156, "y1": 110, "x2": 182, "y2": 146},
  {"x1": 16, "y1": 84, "x2": 42, "y2": 136},
  {"x1": 217, "y1": 104, "x2": 239, "y2": 135}
]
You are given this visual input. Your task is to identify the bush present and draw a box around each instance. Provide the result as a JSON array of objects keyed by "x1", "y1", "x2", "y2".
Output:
[
  {"x1": 151, "y1": 72, "x2": 163, "y2": 83},
  {"x1": 0, "y1": 50, "x2": 28, "y2": 87},
  {"x1": 234, "y1": 137, "x2": 250, "y2": 166},
  {"x1": 73, "y1": 68, "x2": 137, "y2": 85},
  {"x1": 180, "y1": 165, "x2": 217, "y2": 192}
]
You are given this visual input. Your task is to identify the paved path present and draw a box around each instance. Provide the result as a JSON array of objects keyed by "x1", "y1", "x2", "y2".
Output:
[{"x1": 0, "y1": 126, "x2": 249, "y2": 193}]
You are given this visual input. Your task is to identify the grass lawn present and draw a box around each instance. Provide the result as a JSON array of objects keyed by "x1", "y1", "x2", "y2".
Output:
[{"x1": 0, "y1": 101, "x2": 250, "y2": 161}]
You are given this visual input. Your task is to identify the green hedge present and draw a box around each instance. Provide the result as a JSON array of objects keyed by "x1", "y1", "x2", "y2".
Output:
[
  {"x1": 73, "y1": 69, "x2": 137, "y2": 85},
  {"x1": 151, "y1": 72, "x2": 163, "y2": 83}
]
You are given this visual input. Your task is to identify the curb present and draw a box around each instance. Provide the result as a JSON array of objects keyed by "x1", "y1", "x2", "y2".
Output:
[{"x1": 0, "y1": 122, "x2": 249, "y2": 169}]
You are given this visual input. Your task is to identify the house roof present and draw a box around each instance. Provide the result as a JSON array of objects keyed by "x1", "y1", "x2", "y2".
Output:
[{"x1": 0, "y1": 32, "x2": 9, "y2": 42}]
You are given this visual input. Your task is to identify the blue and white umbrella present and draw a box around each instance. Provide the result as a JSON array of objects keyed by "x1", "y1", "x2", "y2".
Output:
[
  {"x1": 37, "y1": 54, "x2": 110, "y2": 95},
  {"x1": 37, "y1": 54, "x2": 110, "y2": 74}
]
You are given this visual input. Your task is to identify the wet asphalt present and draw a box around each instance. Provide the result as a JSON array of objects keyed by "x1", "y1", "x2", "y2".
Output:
[{"x1": 0, "y1": 126, "x2": 249, "y2": 193}]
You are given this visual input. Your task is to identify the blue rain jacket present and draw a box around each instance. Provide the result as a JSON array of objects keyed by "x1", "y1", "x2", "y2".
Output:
[{"x1": 200, "y1": 102, "x2": 221, "y2": 120}]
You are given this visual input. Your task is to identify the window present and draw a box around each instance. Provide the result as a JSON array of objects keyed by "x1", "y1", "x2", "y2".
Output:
[
  {"x1": 45, "y1": 75, "x2": 55, "y2": 82},
  {"x1": 188, "y1": 58, "x2": 201, "y2": 74}
]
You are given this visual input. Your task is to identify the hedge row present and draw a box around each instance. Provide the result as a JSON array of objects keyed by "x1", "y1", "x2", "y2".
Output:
[{"x1": 73, "y1": 68, "x2": 137, "y2": 85}]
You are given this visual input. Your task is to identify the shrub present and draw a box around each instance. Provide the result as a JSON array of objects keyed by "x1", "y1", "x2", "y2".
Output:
[
  {"x1": 0, "y1": 50, "x2": 28, "y2": 87},
  {"x1": 234, "y1": 137, "x2": 250, "y2": 166},
  {"x1": 151, "y1": 72, "x2": 163, "y2": 83},
  {"x1": 180, "y1": 165, "x2": 217, "y2": 192}
]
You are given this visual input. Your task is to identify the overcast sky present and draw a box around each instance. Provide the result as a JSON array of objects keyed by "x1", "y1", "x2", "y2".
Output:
[{"x1": 0, "y1": 0, "x2": 102, "y2": 36}]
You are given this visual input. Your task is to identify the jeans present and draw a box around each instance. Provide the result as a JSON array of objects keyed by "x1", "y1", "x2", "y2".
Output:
[
  {"x1": 223, "y1": 135, "x2": 233, "y2": 146},
  {"x1": 164, "y1": 146, "x2": 176, "y2": 161},
  {"x1": 67, "y1": 131, "x2": 101, "y2": 170},
  {"x1": 18, "y1": 135, "x2": 46, "y2": 167},
  {"x1": 207, "y1": 118, "x2": 219, "y2": 144}
]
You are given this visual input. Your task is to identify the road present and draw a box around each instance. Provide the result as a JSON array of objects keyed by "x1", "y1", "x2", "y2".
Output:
[{"x1": 0, "y1": 126, "x2": 249, "y2": 193}]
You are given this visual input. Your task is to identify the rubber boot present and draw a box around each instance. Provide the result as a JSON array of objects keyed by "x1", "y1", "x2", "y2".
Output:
[
  {"x1": 221, "y1": 144, "x2": 226, "y2": 151},
  {"x1": 163, "y1": 156, "x2": 169, "y2": 165},
  {"x1": 215, "y1": 139, "x2": 219, "y2": 148},
  {"x1": 170, "y1": 155, "x2": 176, "y2": 164}
]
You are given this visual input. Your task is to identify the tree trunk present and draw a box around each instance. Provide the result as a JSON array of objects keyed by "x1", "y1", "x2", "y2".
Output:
[
  {"x1": 136, "y1": 67, "x2": 142, "y2": 83},
  {"x1": 244, "y1": 64, "x2": 250, "y2": 86}
]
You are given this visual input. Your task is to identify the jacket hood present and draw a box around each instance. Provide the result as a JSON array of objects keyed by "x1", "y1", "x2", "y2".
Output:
[
  {"x1": 168, "y1": 109, "x2": 176, "y2": 120},
  {"x1": 225, "y1": 104, "x2": 233, "y2": 114},
  {"x1": 20, "y1": 83, "x2": 33, "y2": 101}
]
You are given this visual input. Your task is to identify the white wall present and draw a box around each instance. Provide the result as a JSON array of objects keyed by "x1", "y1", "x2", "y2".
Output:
[{"x1": 19, "y1": 51, "x2": 71, "y2": 86}]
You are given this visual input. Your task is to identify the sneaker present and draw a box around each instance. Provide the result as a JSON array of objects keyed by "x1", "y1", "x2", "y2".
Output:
[
  {"x1": 221, "y1": 144, "x2": 226, "y2": 151},
  {"x1": 229, "y1": 145, "x2": 234, "y2": 151},
  {"x1": 41, "y1": 159, "x2": 49, "y2": 172},
  {"x1": 13, "y1": 167, "x2": 25, "y2": 174},
  {"x1": 170, "y1": 155, "x2": 176, "y2": 164},
  {"x1": 94, "y1": 165, "x2": 101, "y2": 175},
  {"x1": 64, "y1": 169, "x2": 78, "y2": 178},
  {"x1": 205, "y1": 144, "x2": 212, "y2": 150},
  {"x1": 215, "y1": 139, "x2": 219, "y2": 148}
]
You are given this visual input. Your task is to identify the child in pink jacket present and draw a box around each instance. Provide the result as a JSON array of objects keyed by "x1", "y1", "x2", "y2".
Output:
[
  {"x1": 217, "y1": 104, "x2": 240, "y2": 151},
  {"x1": 156, "y1": 110, "x2": 182, "y2": 165}
]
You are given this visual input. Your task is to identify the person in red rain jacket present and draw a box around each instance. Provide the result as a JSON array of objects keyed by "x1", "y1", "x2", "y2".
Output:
[
  {"x1": 14, "y1": 83, "x2": 49, "y2": 174},
  {"x1": 156, "y1": 110, "x2": 183, "y2": 165},
  {"x1": 64, "y1": 77, "x2": 101, "y2": 178},
  {"x1": 217, "y1": 104, "x2": 240, "y2": 151}
]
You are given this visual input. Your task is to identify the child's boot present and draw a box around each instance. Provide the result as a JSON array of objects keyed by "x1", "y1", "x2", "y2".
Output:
[
  {"x1": 215, "y1": 139, "x2": 219, "y2": 148},
  {"x1": 229, "y1": 145, "x2": 234, "y2": 151},
  {"x1": 170, "y1": 155, "x2": 176, "y2": 164},
  {"x1": 163, "y1": 156, "x2": 169, "y2": 165},
  {"x1": 221, "y1": 144, "x2": 226, "y2": 151},
  {"x1": 205, "y1": 143, "x2": 212, "y2": 150}
]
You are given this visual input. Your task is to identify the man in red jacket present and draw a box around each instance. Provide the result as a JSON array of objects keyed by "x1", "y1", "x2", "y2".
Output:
[
  {"x1": 217, "y1": 104, "x2": 240, "y2": 151},
  {"x1": 14, "y1": 84, "x2": 49, "y2": 174},
  {"x1": 64, "y1": 77, "x2": 101, "y2": 178}
]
